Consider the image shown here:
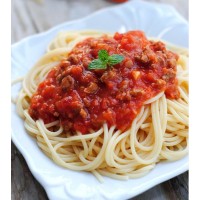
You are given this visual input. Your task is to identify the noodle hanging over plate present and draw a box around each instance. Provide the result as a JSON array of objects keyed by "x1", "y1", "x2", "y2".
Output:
[{"x1": 14, "y1": 30, "x2": 188, "y2": 182}]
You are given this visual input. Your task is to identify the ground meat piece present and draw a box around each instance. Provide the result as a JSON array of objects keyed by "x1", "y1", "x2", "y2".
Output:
[
  {"x1": 80, "y1": 109, "x2": 87, "y2": 119},
  {"x1": 162, "y1": 68, "x2": 176, "y2": 81},
  {"x1": 100, "y1": 69, "x2": 117, "y2": 83},
  {"x1": 135, "y1": 45, "x2": 157, "y2": 65},
  {"x1": 68, "y1": 55, "x2": 79, "y2": 64},
  {"x1": 119, "y1": 80, "x2": 129, "y2": 90},
  {"x1": 116, "y1": 91, "x2": 131, "y2": 101},
  {"x1": 61, "y1": 75, "x2": 75, "y2": 91},
  {"x1": 83, "y1": 97, "x2": 91, "y2": 107},
  {"x1": 152, "y1": 79, "x2": 166, "y2": 89},
  {"x1": 129, "y1": 88, "x2": 145, "y2": 96},
  {"x1": 53, "y1": 112, "x2": 59, "y2": 117},
  {"x1": 150, "y1": 41, "x2": 166, "y2": 52},
  {"x1": 84, "y1": 82, "x2": 98, "y2": 94}
]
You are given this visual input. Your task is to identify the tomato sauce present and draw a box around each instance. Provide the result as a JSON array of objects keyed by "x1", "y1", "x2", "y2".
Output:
[{"x1": 29, "y1": 31, "x2": 179, "y2": 134}]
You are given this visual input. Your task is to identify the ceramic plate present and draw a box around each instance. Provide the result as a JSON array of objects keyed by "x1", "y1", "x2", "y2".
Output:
[{"x1": 11, "y1": 1, "x2": 188, "y2": 199}]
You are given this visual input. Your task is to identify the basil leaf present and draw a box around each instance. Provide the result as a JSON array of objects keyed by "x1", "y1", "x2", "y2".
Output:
[
  {"x1": 88, "y1": 59, "x2": 107, "y2": 69},
  {"x1": 98, "y1": 50, "x2": 109, "y2": 62},
  {"x1": 88, "y1": 50, "x2": 124, "y2": 70},
  {"x1": 108, "y1": 54, "x2": 124, "y2": 66}
]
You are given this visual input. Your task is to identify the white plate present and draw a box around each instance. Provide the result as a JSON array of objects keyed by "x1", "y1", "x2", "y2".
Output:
[{"x1": 11, "y1": 1, "x2": 188, "y2": 199}]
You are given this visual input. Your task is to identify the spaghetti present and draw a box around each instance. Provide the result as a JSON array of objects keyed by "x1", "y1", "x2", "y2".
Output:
[{"x1": 14, "y1": 30, "x2": 188, "y2": 181}]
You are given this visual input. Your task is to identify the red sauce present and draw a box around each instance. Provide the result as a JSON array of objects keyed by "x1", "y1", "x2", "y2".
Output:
[{"x1": 29, "y1": 31, "x2": 179, "y2": 134}]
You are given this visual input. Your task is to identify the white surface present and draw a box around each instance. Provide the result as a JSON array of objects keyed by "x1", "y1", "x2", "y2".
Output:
[{"x1": 11, "y1": 1, "x2": 188, "y2": 200}]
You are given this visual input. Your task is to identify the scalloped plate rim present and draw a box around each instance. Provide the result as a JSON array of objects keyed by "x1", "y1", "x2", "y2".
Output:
[{"x1": 11, "y1": 1, "x2": 188, "y2": 200}]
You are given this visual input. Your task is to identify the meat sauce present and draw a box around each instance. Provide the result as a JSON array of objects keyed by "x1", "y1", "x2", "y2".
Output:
[{"x1": 29, "y1": 31, "x2": 179, "y2": 134}]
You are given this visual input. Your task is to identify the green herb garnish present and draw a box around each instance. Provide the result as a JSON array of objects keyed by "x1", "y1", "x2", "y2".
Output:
[{"x1": 88, "y1": 49, "x2": 124, "y2": 70}]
